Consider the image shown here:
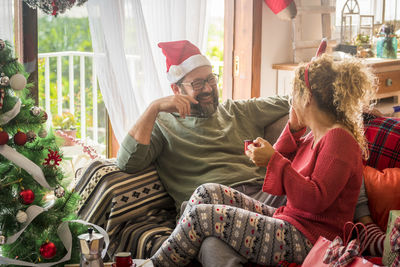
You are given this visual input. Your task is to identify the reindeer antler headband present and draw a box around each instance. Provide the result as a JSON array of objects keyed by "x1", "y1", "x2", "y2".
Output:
[{"x1": 304, "y1": 38, "x2": 328, "y2": 92}]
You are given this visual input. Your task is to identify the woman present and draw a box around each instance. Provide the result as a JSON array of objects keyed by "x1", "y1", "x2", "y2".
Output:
[{"x1": 150, "y1": 54, "x2": 377, "y2": 266}]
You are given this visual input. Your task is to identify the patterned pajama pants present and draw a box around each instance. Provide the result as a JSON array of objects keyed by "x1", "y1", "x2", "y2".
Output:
[{"x1": 151, "y1": 183, "x2": 313, "y2": 266}]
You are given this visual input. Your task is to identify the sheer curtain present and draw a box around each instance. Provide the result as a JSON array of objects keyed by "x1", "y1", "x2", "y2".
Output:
[
  {"x1": 141, "y1": 0, "x2": 210, "y2": 96},
  {"x1": 0, "y1": 0, "x2": 14, "y2": 45},
  {"x1": 87, "y1": 0, "x2": 209, "y2": 144}
]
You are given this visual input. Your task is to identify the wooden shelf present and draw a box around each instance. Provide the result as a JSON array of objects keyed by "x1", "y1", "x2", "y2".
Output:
[
  {"x1": 271, "y1": 63, "x2": 298, "y2": 71},
  {"x1": 297, "y1": 5, "x2": 335, "y2": 14}
]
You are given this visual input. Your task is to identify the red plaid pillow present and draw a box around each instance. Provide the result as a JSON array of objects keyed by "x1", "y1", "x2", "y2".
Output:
[{"x1": 364, "y1": 116, "x2": 400, "y2": 171}]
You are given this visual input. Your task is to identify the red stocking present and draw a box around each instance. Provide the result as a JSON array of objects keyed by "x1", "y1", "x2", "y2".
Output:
[{"x1": 264, "y1": 0, "x2": 297, "y2": 20}]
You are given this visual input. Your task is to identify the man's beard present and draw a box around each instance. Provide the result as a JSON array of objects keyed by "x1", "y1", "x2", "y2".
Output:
[{"x1": 182, "y1": 88, "x2": 219, "y2": 118}]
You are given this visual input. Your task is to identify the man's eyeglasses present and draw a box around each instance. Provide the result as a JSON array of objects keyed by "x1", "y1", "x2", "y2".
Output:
[{"x1": 180, "y1": 74, "x2": 219, "y2": 92}]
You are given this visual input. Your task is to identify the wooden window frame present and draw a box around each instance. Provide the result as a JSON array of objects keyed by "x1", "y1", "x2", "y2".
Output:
[
  {"x1": 15, "y1": 0, "x2": 38, "y2": 104},
  {"x1": 223, "y1": 0, "x2": 262, "y2": 100}
]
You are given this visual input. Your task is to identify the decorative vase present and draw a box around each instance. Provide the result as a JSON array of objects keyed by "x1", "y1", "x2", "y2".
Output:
[{"x1": 377, "y1": 34, "x2": 398, "y2": 59}]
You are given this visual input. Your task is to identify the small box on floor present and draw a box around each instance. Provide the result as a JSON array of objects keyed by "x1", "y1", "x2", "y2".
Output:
[{"x1": 383, "y1": 210, "x2": 400, "y2": 266}]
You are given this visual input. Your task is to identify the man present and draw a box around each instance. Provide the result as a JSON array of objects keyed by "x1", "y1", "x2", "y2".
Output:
[
  {"x1": 117, "y1": 40, "x2": 290, "y2": 209},
  {"x1": 117, "y1": 40, "x2": 289, "y2": 266}
]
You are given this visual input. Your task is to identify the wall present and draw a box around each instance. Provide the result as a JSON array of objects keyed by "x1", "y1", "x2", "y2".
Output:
[
  {"x1": 259, "y1": 3, "x2": 293, "y2": 97},
  {"x1": 259, "y1": 0, "x2": 328, "y2": 97}
]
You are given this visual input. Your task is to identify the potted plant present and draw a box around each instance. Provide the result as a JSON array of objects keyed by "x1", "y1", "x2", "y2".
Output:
[{"x1": 52, "y1": 112, "x2": 77, "y2": 146}]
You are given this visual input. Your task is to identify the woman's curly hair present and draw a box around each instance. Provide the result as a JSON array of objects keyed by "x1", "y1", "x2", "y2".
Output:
[{"x1": 292, "y1": 54, "x2": 377, "y2": 159}]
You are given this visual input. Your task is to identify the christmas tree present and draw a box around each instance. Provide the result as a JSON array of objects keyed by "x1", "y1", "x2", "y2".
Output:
[{"x1": 0, "y1": 40, "x2": 84, "y2": 265}]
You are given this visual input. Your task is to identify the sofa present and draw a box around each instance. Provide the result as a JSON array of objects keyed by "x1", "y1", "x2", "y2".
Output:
[{"x1": 74, "y1": 112, "x2": 400, "y2": 264}]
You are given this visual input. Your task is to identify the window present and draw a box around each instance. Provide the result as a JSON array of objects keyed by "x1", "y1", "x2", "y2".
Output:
[
  {"x1": 37, "y1": 4, "x2": 107, "y2": 158},
  {"x1": 336, "y1": 0, "x2": 400, "y2": 26},
  {"x1": 205, "y1": 0, "x2": 224, "y2": 101}
]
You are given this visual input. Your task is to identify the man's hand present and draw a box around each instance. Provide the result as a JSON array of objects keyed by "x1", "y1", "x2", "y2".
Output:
[
  {"x1": 128, "y1": 95, "x2": 198, "y2": 145},
  {"x1": 245, "y1": 137, "x2": 275, "y2": 167},
  {"x1": 289, "y1": 107, "x2": 305, "y2": 132},
  {"x1": 154, "y1": 95, "x2": 198, "y2": 118}
]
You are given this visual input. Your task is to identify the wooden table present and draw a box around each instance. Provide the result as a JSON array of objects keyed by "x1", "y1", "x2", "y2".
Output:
[
  {"x1": 65, "y1": 259, "x2": 152, "y2": 267},
  {"x1": 272, "y1": 58, "x2": 400, "y2": 103},
  {"x1": 65, "y1": 263, "x2": 113, "y2": 267}
]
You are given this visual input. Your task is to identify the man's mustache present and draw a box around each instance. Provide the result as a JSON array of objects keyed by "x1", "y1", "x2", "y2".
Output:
[{"x1": 196, "y1": 92, "x2": 212, "y2": 100}]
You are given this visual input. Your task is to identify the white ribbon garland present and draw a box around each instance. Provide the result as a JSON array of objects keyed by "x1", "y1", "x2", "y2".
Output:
[
  {"x1": 5, "y1": 200, "x2": 57, "y2": 244},
  {"x1": 0, "y1": 219, "x2": 109, "y2": 266},
  {"x1": 0, "y1": 99, "x2": 21, "y2": 125},
  {"x1": 0, "y1": 144, "x2": 52, "y2": 190},
  {"x1": 6, "y1": 205, "x2": 50, "y2": 244}
]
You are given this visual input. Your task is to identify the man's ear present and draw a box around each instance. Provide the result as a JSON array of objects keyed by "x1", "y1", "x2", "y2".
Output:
[{"x1": 171, "y1": 84, "x2": 180, "y2": 95}]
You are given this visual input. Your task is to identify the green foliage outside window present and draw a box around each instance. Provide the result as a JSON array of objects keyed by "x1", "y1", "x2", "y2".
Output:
[
  {"x1": 52, "y1": 112, "x2": 76, "y2": 130},
  {"x1": 206, "y1": 19, "x2": 224, "y2": 101}
]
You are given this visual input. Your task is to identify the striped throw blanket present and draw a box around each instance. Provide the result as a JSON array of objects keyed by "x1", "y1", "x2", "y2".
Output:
[{"x1": 75, "y1": 159, "x2": 177, "y2": 259}]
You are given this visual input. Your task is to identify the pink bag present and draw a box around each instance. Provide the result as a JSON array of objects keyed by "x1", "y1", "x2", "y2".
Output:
[{"x1": 302, "y1": 222, "x2": 377, "y2": 267}]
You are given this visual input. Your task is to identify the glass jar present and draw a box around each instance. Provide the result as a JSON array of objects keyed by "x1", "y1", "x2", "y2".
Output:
[{"x1": 376, "y1": 34, "x2": 398, "y2": 59}]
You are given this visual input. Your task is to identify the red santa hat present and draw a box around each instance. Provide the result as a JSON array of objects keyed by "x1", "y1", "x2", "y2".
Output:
[{"x1": 158, "y1": 40, "x2": 211, "y2": 84}]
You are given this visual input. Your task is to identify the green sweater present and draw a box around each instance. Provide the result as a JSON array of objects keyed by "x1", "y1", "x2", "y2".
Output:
[{"x1": 117, "y1": 96, "x2": 289, "y2": 209}]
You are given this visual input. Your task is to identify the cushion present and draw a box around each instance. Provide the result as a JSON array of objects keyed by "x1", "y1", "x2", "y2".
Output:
[
  {"x1": 364, "y1": 116, "x2": 400, "y2": 171},
  {"x1": 264, "y1": 114, "x2": 289, "y2": 144},
  {"x1": 363, "y1": 166, "x2": 400, "y2": 231}
]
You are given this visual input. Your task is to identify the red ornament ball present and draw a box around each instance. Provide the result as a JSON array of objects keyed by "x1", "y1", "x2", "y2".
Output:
[
  {"x1": 0, "y1": 130, "x2": 9, "y2": 145},
  {"x1": 14, "y1": 131, "x2": 27, "y2": 146},
  {"x1": 40, "y1": 241, "x2": 57, "y2": 259},
  {"x1": 19, "y1": 189, "x2": 35, "y2": 205}
]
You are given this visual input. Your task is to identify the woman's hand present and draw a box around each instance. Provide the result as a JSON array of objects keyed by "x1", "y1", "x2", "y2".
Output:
[
  {"x1": 245, "y1": 137, "x2": 275, "y2": 167},
  {"x1": 289, "y1": 107, "x2": 305, "y2": 132}
]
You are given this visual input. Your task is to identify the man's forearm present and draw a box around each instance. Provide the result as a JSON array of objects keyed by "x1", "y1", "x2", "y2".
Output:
[{"x1": 128, "y1": 103, "x2": 159, "y2": 145}]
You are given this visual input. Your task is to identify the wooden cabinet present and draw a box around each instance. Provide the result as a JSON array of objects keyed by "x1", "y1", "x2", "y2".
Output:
[
  {"x1": 370, "y1": 59, "x2": 400, "y2": 100},
  {"x1": 272, "y1": 58, "x2": 400, "y2": 103}
]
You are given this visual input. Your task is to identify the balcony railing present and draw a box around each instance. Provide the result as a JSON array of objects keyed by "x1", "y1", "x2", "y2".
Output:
[{"x1": 38, "y1": 51, "x2": 104, "y2": 150}]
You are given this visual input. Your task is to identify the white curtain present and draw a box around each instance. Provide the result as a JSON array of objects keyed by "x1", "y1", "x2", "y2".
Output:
[
  {"x1": 0, "y1": 0, "x2": 14, "y2": 45},
  {"x1": 141, "y1": 0, "x2": 210, "y2": 95},
  {"x1": 87, "y1": 0, "x2": 210, "y2": 144}
]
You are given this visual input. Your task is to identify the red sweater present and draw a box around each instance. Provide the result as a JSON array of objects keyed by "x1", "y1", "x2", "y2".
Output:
[{"x1": 263, "y1": 123, "x2": 363, "y2": 244}]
